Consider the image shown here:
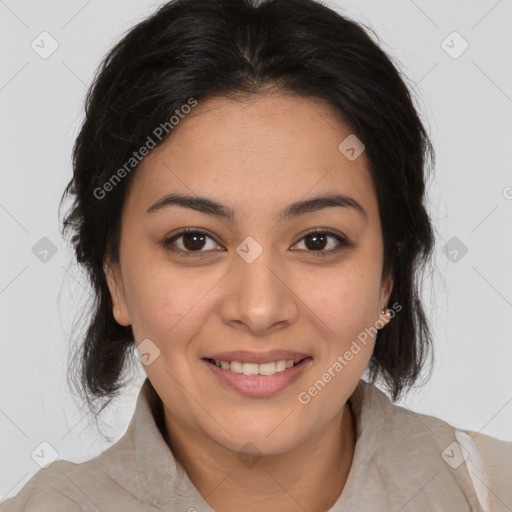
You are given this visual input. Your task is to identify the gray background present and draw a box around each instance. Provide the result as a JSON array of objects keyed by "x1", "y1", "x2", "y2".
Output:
[{"x1": 1, "y1": 0, "x2": 511, "y2": 501}]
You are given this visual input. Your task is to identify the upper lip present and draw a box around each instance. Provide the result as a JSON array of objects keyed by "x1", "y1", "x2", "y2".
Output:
[{"x1": 203, "y1": 350, "x2": 311, "y2": 364}]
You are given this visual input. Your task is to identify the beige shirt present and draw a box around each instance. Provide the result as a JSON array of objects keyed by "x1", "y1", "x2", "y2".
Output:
[{"x1": 1, "y1": 378, "x2": 510, "y2": 511}]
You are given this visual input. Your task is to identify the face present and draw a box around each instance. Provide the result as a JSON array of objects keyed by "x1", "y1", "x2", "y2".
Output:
[{"x1": 105, "y1": 92, "x2": 393, "y2": 457}]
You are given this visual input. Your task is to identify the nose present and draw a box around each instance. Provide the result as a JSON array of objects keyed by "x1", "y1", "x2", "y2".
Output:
[{"x1": 220, "y1": 246, "x2": 299, "y2": 336}]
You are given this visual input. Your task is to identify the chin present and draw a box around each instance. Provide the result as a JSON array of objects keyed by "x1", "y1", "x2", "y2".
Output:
[{"x1": 209, "y1": 419, "x2": 306, "y2": 456}]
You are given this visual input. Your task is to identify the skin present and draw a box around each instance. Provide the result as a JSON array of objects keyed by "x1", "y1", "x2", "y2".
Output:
[{"x1": 105, "y1": 92, "x2": 393, "y2": 512}]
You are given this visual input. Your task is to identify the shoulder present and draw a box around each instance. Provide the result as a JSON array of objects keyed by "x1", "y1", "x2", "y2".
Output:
[
  {"x1": 0, "y1": 490, "x2": 82, "y2": 512},
  {"x1": 0, "y1": 460, "x2": 84, "y2": 511},
  {"x1": 360, "y1": 381, "x2": 512, "y2": 467},
  {"x1": 0, "y1": 442, "x2": 136, "y2": 512},
  {"x1": 390, "y1": 398, "x2": 512, "y2": 470},
  {"x1": 375, "y1": 386, "x2": 512, "y2": 510},
  {"x1": 461, "y1": 428, "x2": 512, "y2": 508},
  {"x1": 464, "y1": 428, "x2": 512, "y2": 467},
  {"x1": 359, "y1": 382, "x2": 460, "y2": 445},
  {"x1": 382, "y1": 389, "x2": 512, "y2": 465}
]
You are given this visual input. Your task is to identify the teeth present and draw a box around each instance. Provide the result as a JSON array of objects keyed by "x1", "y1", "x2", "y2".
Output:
[
  {"x1": 243, "y1": 363, "x2": 259, "y2": 376},
  {"x1": 276, "y1": 360, "x2": 287, "y2": 372},
  {"x1": 230, "y1": 361, "x2": 243, "y2": 373},
  {"x1": 211, "y1": 359, "x2": 302, "y2": 376}
]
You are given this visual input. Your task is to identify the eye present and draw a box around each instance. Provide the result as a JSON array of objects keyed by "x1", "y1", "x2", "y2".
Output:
[
  {"x1": 291, "y1": 230, "x2": 351, "y2": 257},
  {"x1": 161, "y1": 228, "x2": 222, "y2": 257}
]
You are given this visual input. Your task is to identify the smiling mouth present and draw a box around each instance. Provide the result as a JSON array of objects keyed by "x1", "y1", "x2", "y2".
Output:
[{"x1": 203, "y1": 357, "x2": 311, "y2": 376}]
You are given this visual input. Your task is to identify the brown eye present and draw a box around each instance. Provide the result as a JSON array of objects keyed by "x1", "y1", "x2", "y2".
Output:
[
  {"x1": 292, "y1": 231, "x2": 351, "y2": 257},
  {"x1": 181, "y1": 232, "x2": 208, "y2": 251},
  {"x1": 303, "y1": 233, "x2": 329, "y2": 251},
  {"x1": 161, "y1": 229, "x2": 221, "y2": 256}
]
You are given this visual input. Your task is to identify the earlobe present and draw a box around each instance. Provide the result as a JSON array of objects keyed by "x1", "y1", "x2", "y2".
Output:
[
  {"x1": 103, "y1": 259, "x2": 131, "y2": 327},
  {"x1": 378, "y1": 307, "x2": 392, "y2": 328}
]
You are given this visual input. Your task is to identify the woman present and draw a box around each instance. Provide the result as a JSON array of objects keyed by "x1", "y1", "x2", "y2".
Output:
[{"x1": 2, "y1": 0, "x2": 510, "y2": 510}]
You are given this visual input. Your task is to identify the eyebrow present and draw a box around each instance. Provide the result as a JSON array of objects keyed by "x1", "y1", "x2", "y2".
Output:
[{"x1": 146, "y1": 192, "x2": 367, "y2": 222}]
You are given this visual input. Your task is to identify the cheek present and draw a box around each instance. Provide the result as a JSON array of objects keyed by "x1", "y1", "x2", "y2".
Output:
[
  {"x1": 125, "y1": 261, "x2": 221, "y2": 354},
  {"x1": 305, "y1": 263, "x2": 382, "y2": 340}
]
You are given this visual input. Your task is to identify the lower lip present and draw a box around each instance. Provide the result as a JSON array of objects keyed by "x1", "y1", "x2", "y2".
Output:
[{"x1": 203, "y1": 357, "x2": 313, "y2": 397}]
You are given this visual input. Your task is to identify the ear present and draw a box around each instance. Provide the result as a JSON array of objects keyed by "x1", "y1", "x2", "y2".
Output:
[
  {"x1": 104, "y1": 258, "x2": 131, "y2": 326},
  {"x1": 377, "y1": 270, "x2": 394, "y2": 327}
]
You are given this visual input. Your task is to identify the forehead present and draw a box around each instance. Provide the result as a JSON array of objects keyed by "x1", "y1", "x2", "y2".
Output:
[{"x1": 123, "y1": 92, "x2": 377, "y2": 220}]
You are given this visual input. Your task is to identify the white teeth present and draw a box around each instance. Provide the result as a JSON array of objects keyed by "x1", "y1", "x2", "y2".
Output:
[
  {"x1": 242, "y1": 363, "x2": 259, "y2": 376},
  {"x1": 276, "y1": 360, "x2": 287, "y2": 372},
  {"x1": 258, "y1": 361, "x2": 276, "y2": 375},
  {"x1": 230, "y1": 361, "x2": 243, "y2": 373},
  {"x1": 212, "y1": 359, "x2": 302, "y2": 376}
]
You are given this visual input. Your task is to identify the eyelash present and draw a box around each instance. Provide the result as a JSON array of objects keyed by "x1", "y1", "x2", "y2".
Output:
[{"x1": 160, "y1": 227, "x2": 352, "y2": 258}]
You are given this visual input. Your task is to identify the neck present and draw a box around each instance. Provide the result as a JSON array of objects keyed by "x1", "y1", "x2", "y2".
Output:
[{"x1": 163, "y1": 400, "x2": 356, "y2": 512}]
